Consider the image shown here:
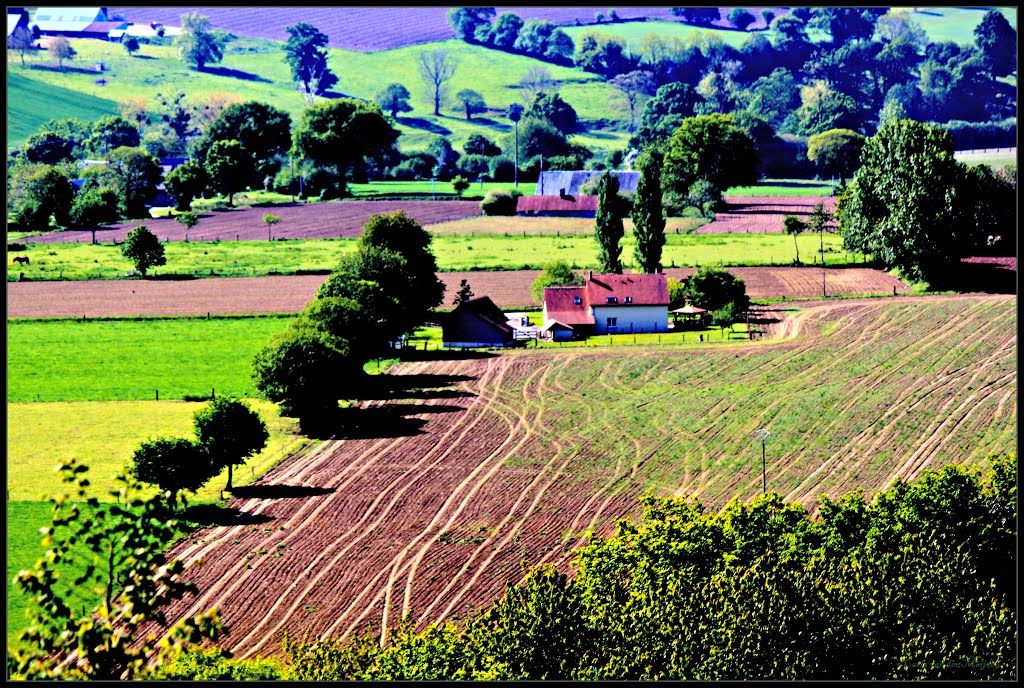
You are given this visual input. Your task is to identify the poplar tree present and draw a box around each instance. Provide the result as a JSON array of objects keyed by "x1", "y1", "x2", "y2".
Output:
[
  {"x1": 631, "y1": 151, "x2": 666, "y2": 273},
  {"x1": 594, "y1": 172, "x2": 624, "y2": 273}
]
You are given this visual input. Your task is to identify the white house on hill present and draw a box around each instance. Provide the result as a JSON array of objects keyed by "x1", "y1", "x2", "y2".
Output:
[{"x1": 542, "y1": 272, "x2": 669, "y2": 337}]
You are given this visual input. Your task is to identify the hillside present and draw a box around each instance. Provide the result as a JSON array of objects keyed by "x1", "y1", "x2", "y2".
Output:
[{"x1": 6, "y1": 72, "x2": 120, "y2": 152}]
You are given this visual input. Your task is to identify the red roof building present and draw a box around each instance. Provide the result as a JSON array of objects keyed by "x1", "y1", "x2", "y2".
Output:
[
  {"x1": 542, "y1": 272, "x2": 669, "y2": 336},
  {"x1": 516, "y1": 194, "x2": 597, "y2": 216}
]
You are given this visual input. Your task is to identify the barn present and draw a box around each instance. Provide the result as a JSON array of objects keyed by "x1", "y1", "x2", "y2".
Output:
[
  {"x1": 442, "y1": 296, "x2": 516, "y2": 349},
  {"x1": 536, "y1": 170, "x2": 640, "y2": 196},
  {"x1": 30, "y1": 7, "x2": 127, "y2": 39},
  {"x1": 516, "y1": 194, "x2": 597, "y2": 217},
  {"x1": 543, "y1": 272, "x2": 669, "y2": 336},
  {"x1": 7, "y1": 8, "x2": 29, "y2": 39}
]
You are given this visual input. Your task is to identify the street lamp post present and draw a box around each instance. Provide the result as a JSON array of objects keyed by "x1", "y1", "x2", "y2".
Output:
[
  {"x1": 507, "y1": 103, "x2": 523, "y2": 188},
  {"x1": 754, "y1": 428, "x2": 771, "y2": 494}
]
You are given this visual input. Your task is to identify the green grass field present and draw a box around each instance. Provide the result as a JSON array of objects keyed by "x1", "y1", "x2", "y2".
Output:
[
  {"x1": 909, "y1": 7, "x2": 1017, "y2": 45},
  {"x1": 7, "y1": 70, "x2": 120, "y2": 151},
  {"x1": 954, "y1": 151, "x2": 1017, "y2": 169},
  {"x1": 726, "y1": 179, "x2": 835, "y2": 196},
  {"x1": 561, "y1": 20, "x2": 759, "y2": 52},
  {"x1": 7, "y1": 315, "x2": 295, "y2": 402},
  {"x1": 9, "y1": 228, "x2": 852, "y2": 281}
]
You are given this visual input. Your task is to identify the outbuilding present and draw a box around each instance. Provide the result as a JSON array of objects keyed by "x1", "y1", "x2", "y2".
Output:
[{"x1": 442, "y1": 296, "x2": 516, "y2": 348}]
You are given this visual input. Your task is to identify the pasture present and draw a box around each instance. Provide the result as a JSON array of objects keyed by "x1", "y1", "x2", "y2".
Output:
[
  {"x1": 129, "y1": 294, "x2": 1015, "y2": 659},
  {"x1": 6, "y1": 71, "x2": 120, "y2": 152},
  {"x1": 6, "y1": 315, "x2": 295, "y2": 402},
  {"x1": 9, "y1": 230, "x2": 853, "y2": 282}
]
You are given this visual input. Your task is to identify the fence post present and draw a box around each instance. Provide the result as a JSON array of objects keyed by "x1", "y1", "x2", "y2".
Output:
[{"x1": 155, "y1": 389, "x2": 159, "y2": 401}]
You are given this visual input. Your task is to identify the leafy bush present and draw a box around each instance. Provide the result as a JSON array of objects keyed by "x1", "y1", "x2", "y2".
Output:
[{"x1": 480, "y1": 189, "x2": 521, "y2": 216}]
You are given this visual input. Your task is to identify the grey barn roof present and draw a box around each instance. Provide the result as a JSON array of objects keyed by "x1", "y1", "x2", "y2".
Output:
[{"x1": 536, "y1": 171, "x2": 640, "y2": 196}]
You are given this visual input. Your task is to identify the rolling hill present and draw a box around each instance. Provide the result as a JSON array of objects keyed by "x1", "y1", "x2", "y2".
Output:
[{"x1": 7, "y1": 71, "x2": 120, "y2": 151}]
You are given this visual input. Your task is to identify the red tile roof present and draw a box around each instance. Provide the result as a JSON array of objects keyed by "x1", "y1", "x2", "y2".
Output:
[
  {"x1": 585, "y1": 273, "x2": 669, "y2": 306},
  {"x1": 542, "y1": 286, "x2": 594, "y2": 325},
  {"x1": 517, "y1": 195, "x2": 598, "y2": 213}
]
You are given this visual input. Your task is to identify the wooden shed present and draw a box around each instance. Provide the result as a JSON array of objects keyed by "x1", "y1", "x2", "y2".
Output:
[{"x1": 442, "y1": 296, "x2": 516, "y2": 348}]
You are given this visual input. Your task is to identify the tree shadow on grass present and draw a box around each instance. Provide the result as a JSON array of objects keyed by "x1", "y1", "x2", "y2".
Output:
[
  {"x1": 396, "y1": 117, "x2": 452, "y2": 136},
  {"x1": 200, "y1": 65, "x2": 272, "y2": 83},
  {"x1": 930, "y1": 259, "x2": 1017, "y2": 295}
]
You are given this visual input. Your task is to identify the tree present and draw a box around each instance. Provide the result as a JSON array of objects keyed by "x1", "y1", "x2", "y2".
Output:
[
  {"x1": 524, "y1": 92, "x2": 579, "y2": 134},
  {"x1": 836, "y1": 118, "x2": 969, "y2": 283},
  {"x1": 375, "y1": 83, "x2": 413, "y2": 118},
  {"x1": 71, "y1": 186, "x2": 121, "y2": 238},
  {"x1": 251, "y1": 326, "x2": 352, "y2": 420},
  {"x1": 10, "y1": 26, "x2": 35, "y2": 67},
  {"x1": 22, "y1": 131, "x2": 79, "y2": 165},
  {"x1": 8, "y1": 460, "x2": 222, "y2": 680},
  {"x1": 49, "y1": 36, "x2": 76, "y2": 71},
  {"x1": 791, "y1": 80, "x2": 859, "y2": 137},
  {"x1": 292, "y1": 99, "x2": 400, "y2": 198},
  {"x1": 87, "y1": 116, "x2": 141, "y2": 157},
  {"x1": 633, "y1": 82, "x2": 703, "y2": 148},
  {"x1": 490, "y1": 12, "x2": 524, "y2": 49},
  {"x1": 178, "y1": 12, "x2": 225, "y2": 70},
  {"x1": 357, "y1": 211, "x2": 446, "y2": 327},
  {"x1": 428, "y1": 136, "x2": 460, "y2": 179},
  {"x1": 193, "y1": 397, "x2": 269, "y2": 491},
  {"x1": 123, "y1": 36, "x2": 140, "y2": 57},
  {"x1": 451, "y1": 175, "x2": 470, "y2": 196},
  {"x1": 447, "y1": 7, "x2": 496, "y2": 43},
  {"x1": 463, "y1": 134, "x2": 501, "y2": 157},
  {"x1": 163, "y1": 160, "x2": 209, "y2": 211},
  {"x1": 7, "y1": 164, "x2": 74, "y2": 230},
  {"x1": 195, "y1": 101, "x2": 292, "y2": 190},
  {"x1": 662, "y1": 114, "x2": 757, "y2": 205},
  {"x1": 453, "y1": 279, "x2": 475, "y2": 305},
  {"x1": 530, "y1": 259, "x2": 583, "y2": 303},
  {"x1": 630, "y1": 151, "x2": 665, "y2": 273},
  {"x1": 105, "y1": 146, "x2": 164, "y2": 218},
  {"x1": 130, "y1": 437, "x2": 215, "y2": 503},
  {"x1": 806, "y1": 201, "x2": 835, "y2": 265},
  {"x1": 711, "y1": 301, "x2": 739, "y2": 337},
  {"x1": 686, "y1": 267, "x2": 749, "y2": 311},
  {"x1": 743, "y1": 68, "x2": 801, "y2": 131},
  {"x1": 875, "y1": 10, "x2": 927, "y2": 47},
  {"x1": 574, "y1": 30, "x2": 631, "y2": 77},
  {"x1": 685, "y1": 178, "x2": 718, "y2": 218},
  {"x1": 120, "y1": 225, "x2": 166, "y2": 277},
  {"x1": 514, "y1": 19, "x2": 557, "y2": 56},
  {"x1": 783, "y1": 215, "x2": 807, "y2": 264},
  {"x1": 728, "y1": 8, "x2": 756, "y2": 31},
  {"x1": 175, "y1": 210, "x2": 200, "y2": 241},
  {"x1": 205, "y1": 139, "x2": 247, "y2": 206},
  {"x1": 608, "y1": 71, "x2": 656, "y2": 130},
  {"x1": 454, "y1": 89, "x2": 487, "y2": 120},
  {"x1": 283, "y1": 22, "x2": 338, "y2": 102},
  {"x1": 810, "y1": 7, "x2": 879, "y2": 46},
  {"x1": 973, "y1": 9, "x2": 1017, "y2": 77},
  {"x1": 594, "y1": 172, "x2": 625, "y2": 273},
  {"x1": 419, "y1": 49, "x2": 457, "y2": 116},
  {"x1": 806, "y1": 129, "x2": 865, "y2": 184},
  {"x1": 261, "y1": 213, "x2": 281, "y2": 241}
]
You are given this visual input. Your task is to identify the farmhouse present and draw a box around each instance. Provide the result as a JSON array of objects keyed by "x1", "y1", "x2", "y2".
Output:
[
  {"x1": 31, "y1": 7, "x2": 128, "y2": 40},
  {"x1": 516, "y1": 193, "x2": 597, "y2": 217},
  {"x1": 536, "y1": 170, "x2": 640, "y2": 196},
  {"x1": 543, "y1": 272, "x2": 669, "y2": 336},
  {"x1": 442, "y1": 296, "x2": 516, "y2": 348}
]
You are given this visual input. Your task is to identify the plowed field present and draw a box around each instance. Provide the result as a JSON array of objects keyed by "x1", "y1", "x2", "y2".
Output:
[
  {"x1": 7, "y1": 267, "x2": 911, "y2": 318},
  {"x1": 22, "y1": 201, "x2": 482, "y2": 245},
  {"x1": 142, "y1": 294, "x2": 1016, "y2": 659},
  {"x1": 692, "y1": 196, "x2": 839, "y2": 234}
]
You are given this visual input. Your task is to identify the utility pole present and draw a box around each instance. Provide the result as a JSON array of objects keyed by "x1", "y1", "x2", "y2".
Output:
[
  {"x1": 754, "y1": 428, "x2": 771, "y2": 494},
  {"x1": 507, "y1": 103, "x2": 523, "y2": 188}
]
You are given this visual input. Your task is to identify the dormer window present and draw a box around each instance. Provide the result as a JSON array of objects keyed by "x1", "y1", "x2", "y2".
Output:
[
  {"x1": 606, "y1": 296, "x2": 618, "y2": 303},
  {"x1": 573, "y1": 296, "x2": 582, "y2": 305},
  {"x1": 624, "y1": 296, "x2": 633, "y2": 303}
]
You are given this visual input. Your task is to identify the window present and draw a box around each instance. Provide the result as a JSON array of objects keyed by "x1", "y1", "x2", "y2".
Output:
[
  {"x1": 606, "y1": 296, "x2": 618, "y2": 303},
  {"x1": 606, "y1": 317, "x2": 617, "y2": 327},
  {"x1": 624, "y1": 296, "x2": 633, "y2": 303},
  {"x1": 573, "y1": 296, "x2": 582, "y2": 305}
]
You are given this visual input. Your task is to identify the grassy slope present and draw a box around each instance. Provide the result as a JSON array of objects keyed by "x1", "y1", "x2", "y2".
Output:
[{"x1": 7, "y1": 71, "x2": 120, "y2": 151}]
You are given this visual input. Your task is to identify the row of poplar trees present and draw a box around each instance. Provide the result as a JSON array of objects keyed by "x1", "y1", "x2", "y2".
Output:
[{"x1": 593, "y1": 151, "x2": 666, "y2": 275}]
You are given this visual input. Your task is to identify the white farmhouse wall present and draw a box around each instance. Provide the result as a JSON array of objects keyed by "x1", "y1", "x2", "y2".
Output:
[{"x1": 591, "y1": 305, "x2": 668, "y2": 334}]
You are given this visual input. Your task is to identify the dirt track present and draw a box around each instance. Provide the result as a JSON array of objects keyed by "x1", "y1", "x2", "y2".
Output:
[{"x1": 7, "y1": 267, "x2": 912, "y2": 318}]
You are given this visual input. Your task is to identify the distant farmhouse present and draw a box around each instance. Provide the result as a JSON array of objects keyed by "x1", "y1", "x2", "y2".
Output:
[
  {"x1": 536, "y1": 170, "x2": 640, "y2": 196},
  {"x1": 30, "y1": 7, "x2": 127, "y2": 40},
  {"x1": 543, "y1": 272, "x2": 669, "y2": 338}
]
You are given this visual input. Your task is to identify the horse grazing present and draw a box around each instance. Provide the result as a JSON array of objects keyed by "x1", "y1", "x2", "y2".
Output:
[{"x1": 12, "y1": 255, "x2": 30, "y2": 265}]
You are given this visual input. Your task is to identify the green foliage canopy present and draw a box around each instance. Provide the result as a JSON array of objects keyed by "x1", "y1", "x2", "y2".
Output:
[
  {"x1": 120, "y1": 225, "x2": 166, "y2": 276},
  {"x1": 662, "y1": 114, "x2": 757, "y2": 206}
]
